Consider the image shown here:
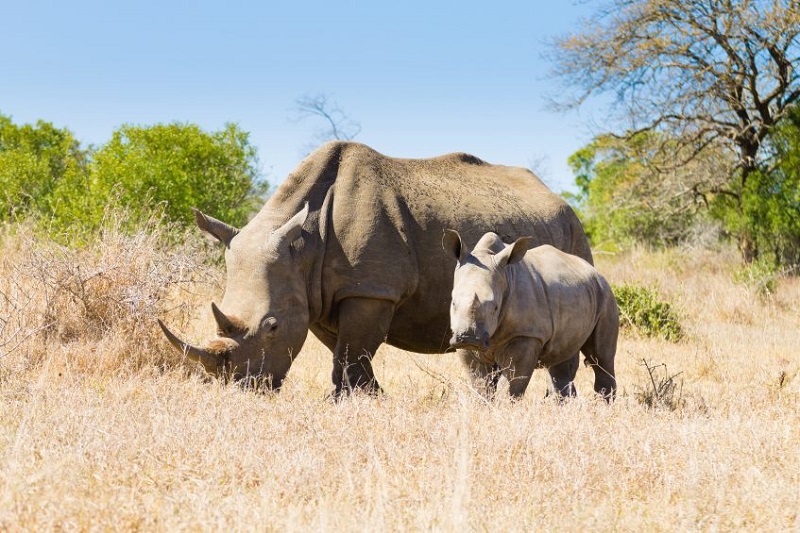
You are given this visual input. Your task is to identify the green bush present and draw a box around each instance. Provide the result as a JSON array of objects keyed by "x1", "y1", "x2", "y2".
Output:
[
  {"x1": 0, "y1": 114, "x2": 87, "y2": 222},
  {"x1": 0, "y1": 114, "x2": 268, "y2": 243},
  {"x1": 613, "y1": 283, "x2": 683, "y2": 341},
  {"x1": 734, "y1": 259, "x2": 780, "y2": 299},
  {"x1": 58, "y1": 122, "x2": 267, "y2": 237}
]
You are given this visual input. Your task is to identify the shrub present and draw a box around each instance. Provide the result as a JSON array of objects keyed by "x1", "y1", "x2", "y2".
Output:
[
  {"x1": 733, "y1": 259, "x2": 780, "y2": 300},
  {"x1": 50, "y1": 122, "x2": 267, "y2": 240},
  {"x1": 634, "y1": 359, "x2": 685, "y2": 412},
  {"x1": 613, "y1": 283, "x2": 683, "y2": 341},
  {"x1": 0, "y1": 209, "x2": 220, "y2": 375},
  {"x1": 0, "y1": 113, "x2": 87, "y2": 222}
]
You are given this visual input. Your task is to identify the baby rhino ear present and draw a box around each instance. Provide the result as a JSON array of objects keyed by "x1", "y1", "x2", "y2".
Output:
[
  {"x1": 442, "y1": 229, "x2": 468, "y2": 263},
  {"x1": 496, "y1": 236, "x2": 532, "y2": 267}
]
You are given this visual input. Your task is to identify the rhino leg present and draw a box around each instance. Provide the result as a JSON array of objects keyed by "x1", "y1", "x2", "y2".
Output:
[
  {"x1": 547, "y1": 353, "x2": 579, "y2": 399},
  {"x1": 459, "y1": 349, "x2": 500, "y2": 399},
  {"x1": 331, "y1": 297, "x2": 394, "y2": 396},
  {"x1": 581, "y1": 312, "x2": 618, "y2": 402},
  {"x1": 497, "y1": 337, "x2": 542, "y2": 399}
]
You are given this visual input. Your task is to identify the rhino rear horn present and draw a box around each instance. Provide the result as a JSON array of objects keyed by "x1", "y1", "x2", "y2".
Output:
[{"x1": 192, "y1": 208, "x2": 239, "y2": 247}]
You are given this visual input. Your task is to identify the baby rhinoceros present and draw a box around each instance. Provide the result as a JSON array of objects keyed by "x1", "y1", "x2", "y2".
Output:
[{"x1": 443, "y1": 230, "x2": 618, "y2": 401}]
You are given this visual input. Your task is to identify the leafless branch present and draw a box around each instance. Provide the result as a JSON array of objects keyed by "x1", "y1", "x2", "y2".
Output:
[{"x1": 292, "y1": 93, "x2": 361, "y2": 145}]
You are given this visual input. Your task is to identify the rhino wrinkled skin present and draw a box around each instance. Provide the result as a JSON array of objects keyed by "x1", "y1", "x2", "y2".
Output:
[
  {"x1": 159, "y1": 141, "x2": 594, "y2": 395},
  {"x1": 444, "y1": 230, "x2": 618, "y2": 400}
]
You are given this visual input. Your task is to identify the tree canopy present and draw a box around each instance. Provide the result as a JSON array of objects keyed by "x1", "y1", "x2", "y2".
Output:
[
  {"x1": 552, "y1": 0, "x2": 800, "y2": 262},
  {"x1": 0, "y1": 115, "x2": 267, "y2": 241},
  {"x1": 0, "y1": 115, "x2": 87, "y2": 222}
]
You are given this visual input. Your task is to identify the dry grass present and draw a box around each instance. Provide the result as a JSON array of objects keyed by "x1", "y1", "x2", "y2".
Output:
[{"x1": 1, "y1": 228, "x2": 799, "y2": 531}]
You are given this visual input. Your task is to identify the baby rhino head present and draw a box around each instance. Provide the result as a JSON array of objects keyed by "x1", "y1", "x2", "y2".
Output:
[{"x1": 442, "y1": 230, "x2": 531, "y2": 351}]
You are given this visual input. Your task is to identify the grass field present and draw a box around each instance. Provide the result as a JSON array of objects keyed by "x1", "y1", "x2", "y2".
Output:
[{"x1": 1, "y1": 224, "x2": 798, "y2": 531}]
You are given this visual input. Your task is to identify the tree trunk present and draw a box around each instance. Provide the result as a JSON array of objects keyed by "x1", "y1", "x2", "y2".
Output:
[
  {"x1": 739, "y1": 232, "x2": 758, "y2": 264},
  {"x1": 737, "y1": 145, "x2": 759, "y2": 264}
]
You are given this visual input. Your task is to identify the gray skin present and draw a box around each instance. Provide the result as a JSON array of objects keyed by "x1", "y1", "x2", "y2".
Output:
[
  {"x1": 159, "y1": 141, "x2": 594, "y2": 395},
  {"x1": 443, "y1": 230, "x2": 618, "y2": 400}
]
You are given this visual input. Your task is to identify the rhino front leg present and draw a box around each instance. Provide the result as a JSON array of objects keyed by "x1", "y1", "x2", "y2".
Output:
[
  {"x1": 459, "y1": 349, "x2": 500, "y2": 399},
  {"x1": 331, "y1": 297, "x2": 394, "y2": 396},
  {"x1": 497, "y1": 337, "x2": 542, "y2": 399}
]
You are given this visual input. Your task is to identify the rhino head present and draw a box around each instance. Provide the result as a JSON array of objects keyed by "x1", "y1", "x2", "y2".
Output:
[
  {"x1": 159, "y1": 204, "x2": 311, "y2": 390},
  {"x1": 442, "y1": 230, "x2": 531, "y2": 351}
]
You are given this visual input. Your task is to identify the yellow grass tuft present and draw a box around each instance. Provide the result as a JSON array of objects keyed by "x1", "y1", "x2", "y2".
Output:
[{"x1": 1, "y1": 230, "x2": 799, "y2": 530}]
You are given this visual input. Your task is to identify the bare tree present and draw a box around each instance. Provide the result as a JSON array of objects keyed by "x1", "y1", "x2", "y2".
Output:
[
  {"x1": 293, "y1": 93, "x2": 361, "y2": 148},
  {"x1": 550, "y1": 0, "x2": 800, "y2": 261}
]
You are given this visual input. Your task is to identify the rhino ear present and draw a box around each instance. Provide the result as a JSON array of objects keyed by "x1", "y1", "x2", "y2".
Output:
[
  {"x1": 442, "y1": 229, "x2": 468, "y2": 263},
  {"x1": 193, "y1": 208, "x2": 239, "y2": 248},
  {"x1": 274, "y1": 202, "x2": 309, "y2": 247},
  {"x1": 496, "y1": 236, "x2": 532, "y2": 267}
]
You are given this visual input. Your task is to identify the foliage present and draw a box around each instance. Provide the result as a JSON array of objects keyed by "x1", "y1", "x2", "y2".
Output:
[
  {"x1": 733, "y1": 259, "x2": 780, "y2": 300},
  {"x1": 569, "y1": 108, "x2": 800, "y2": 268},
  {"x1": 613, "y1": 283, "x2": 683, "y2": 341},
  {"x1": 0, "y1": 115, "x2": 268, "y2": 242},
  {"x1": 73, "y1": 122, "x2": 267, "y2": 235},
  {"x1": 0, "y1": 114, "x2": 88, "y2": 222},
  {"x1": 710, "y1": 107, "x2": 800, "y2": 267},
  {"x1": 566, "y1": 132, "x2": 709, "y2": 248},
  {"x1": 551, "y1": 0, "x2": 800, "y2": 262}
]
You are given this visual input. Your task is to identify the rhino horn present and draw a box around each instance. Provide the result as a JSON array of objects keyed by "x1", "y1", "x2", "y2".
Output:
[
  {"x1": 275, "y1": 202, "x2": 309, "y2": 245},
  {"x1": 211, "y1": 302, "x2": 240, "y2": 337},
  {"x1": 158, "y1": 319, "x2": 223, "y2": 369},
  {"x1": 192, "y1": 208, "x2": 239, "y2": 247}
]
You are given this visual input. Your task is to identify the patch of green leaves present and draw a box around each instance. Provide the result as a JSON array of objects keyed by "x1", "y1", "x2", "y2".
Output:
[
  {"x1": 734, "y1": 259, "x2": 780, "y2": 300},
  {"x1": 613, "y1": 283, "x2": 683, "y2": 341}
]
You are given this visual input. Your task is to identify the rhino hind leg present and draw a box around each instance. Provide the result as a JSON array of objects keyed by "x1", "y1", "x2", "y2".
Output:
[
  {"x1": 459, "y1": 349, "x2": 501, "y2": 399},
  {"x1": 331, "y1": 297, "x2": 395, "y2": 397},
  {"x1": 580, "y1": 313, "x2": 618, "y2": 402},
  {"x1": 546, "y1": 354, "x2": 579, "y2": 399}
]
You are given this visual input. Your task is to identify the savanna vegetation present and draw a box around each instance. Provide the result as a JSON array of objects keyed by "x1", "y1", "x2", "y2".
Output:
[
  {"x1": 1, "y1": 219, "x2": 798, "y2": 530},
  {"x1": 1, "y1": 0, "x2": 799, "y2": 529}
]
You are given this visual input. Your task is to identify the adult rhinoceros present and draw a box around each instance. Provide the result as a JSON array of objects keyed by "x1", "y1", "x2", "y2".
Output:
[{"x1": 159, "y1": 141, "x2": 593, "y2": 394}]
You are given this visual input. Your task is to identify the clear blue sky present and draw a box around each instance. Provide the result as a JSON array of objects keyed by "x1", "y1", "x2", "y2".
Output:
[{"x1": 1, "y1": 0, "x2": 601, "y2": 192}]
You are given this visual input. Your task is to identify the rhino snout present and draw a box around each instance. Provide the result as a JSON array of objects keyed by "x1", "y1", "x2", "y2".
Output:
[{"x1": 449, "y1": 330, "x2": 490, "y2": 351}]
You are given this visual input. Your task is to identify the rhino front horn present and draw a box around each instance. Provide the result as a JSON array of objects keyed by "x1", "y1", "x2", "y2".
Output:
[{"x1": 158, "y1": 319, "x2": 222, "y2": 371}]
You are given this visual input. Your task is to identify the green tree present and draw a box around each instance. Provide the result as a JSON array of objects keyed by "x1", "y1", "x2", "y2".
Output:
[
  {"x1": 0, "y1": 114, "x2": 87, "y2": 221},
  {"x1": 711, "y1": 108, "x2": 800, "y2": 266},
  {"x1": 551, "y1": 0, "x2": 800, "y2": 262},
  {"x1": 65, "y1": 122, "x2": 267, "y2": 233},
  {"x1": 567, "y1": 132, "x2": 718, "y2": 248}
]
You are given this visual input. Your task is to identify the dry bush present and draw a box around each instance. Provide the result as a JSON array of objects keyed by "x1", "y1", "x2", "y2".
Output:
[
  {"x1": 0, "y1": 216, "x2": 220, "y2": 378},
  {"x1": 1, "y1": 232, "x2": 799, "y2": 530}
]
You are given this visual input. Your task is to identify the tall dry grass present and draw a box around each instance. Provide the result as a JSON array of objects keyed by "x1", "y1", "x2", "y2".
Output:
[{"x1": 1, "y1": 226, "x2": 799, "y2": 531}]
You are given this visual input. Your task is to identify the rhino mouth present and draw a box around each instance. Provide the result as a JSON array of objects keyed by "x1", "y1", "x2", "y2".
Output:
[
  {"x1": 449, "y1": 332, "x2": 490, "y2": 351},
  {"x1": 158, "y1": 318, "x2": 288, "y2": 390}
]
